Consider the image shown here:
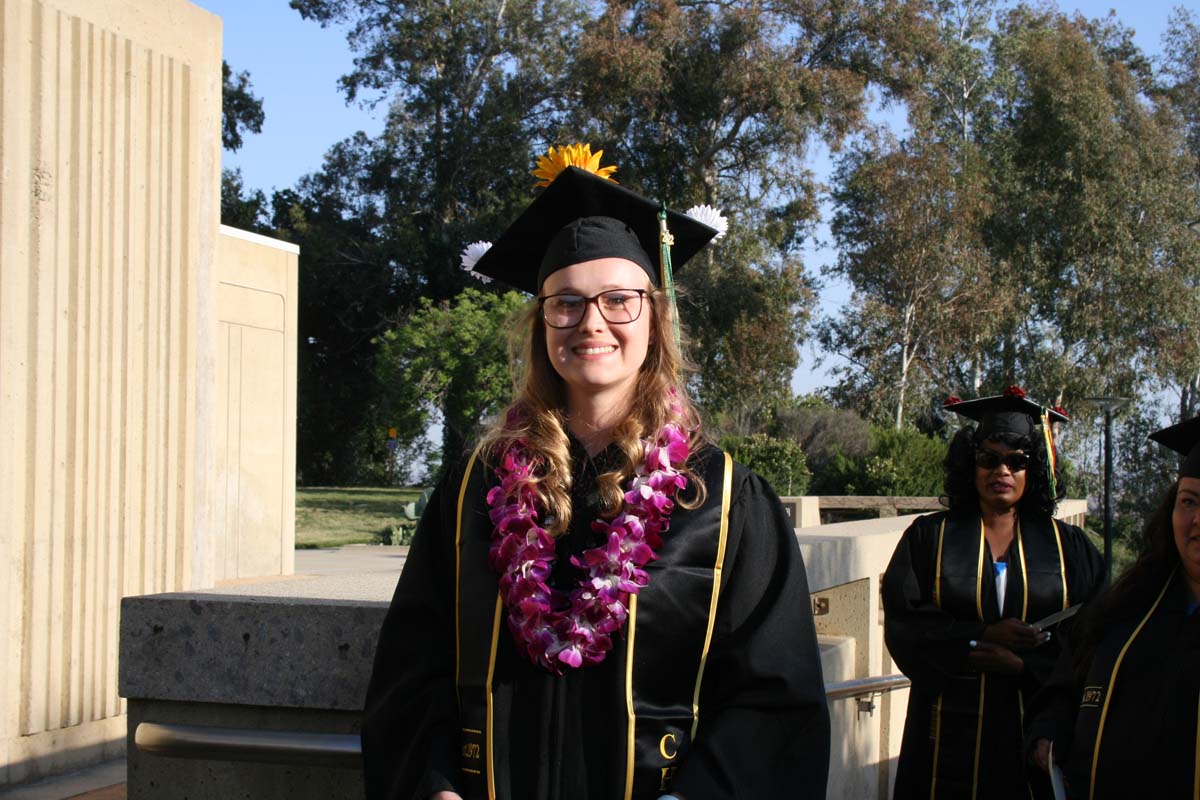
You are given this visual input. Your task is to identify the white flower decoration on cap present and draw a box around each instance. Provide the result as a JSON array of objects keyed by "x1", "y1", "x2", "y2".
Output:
[
  {"x1": 460, "y1": 241, "x2": 494, "y2": 283},
  {"x1": 684, "y1": 204, "x2": 728, "y2": 239}
]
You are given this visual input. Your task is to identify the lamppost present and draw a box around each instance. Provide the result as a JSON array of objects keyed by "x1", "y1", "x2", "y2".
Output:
[{"x1": 1084, "y1": 396, "x2": 1130, "y2": 583}]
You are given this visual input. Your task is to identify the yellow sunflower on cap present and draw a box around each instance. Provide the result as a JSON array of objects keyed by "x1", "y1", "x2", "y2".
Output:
[{"x1": 531, "y1": 143, "x2": 618, "y2": 187}]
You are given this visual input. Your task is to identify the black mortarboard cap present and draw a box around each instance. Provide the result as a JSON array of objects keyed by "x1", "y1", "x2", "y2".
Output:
[
  {"x1": 944, "y1": 390, "x2": 1069, "y2": 439},
  {"x1": 472, "y1": 166, "x2": 719, "y2": 294},
  {"x1": 1149, "y1": 416, "x2": 1200, "y2": 478}
]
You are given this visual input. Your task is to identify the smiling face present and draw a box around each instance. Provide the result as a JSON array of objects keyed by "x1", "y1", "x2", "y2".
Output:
[
  {"x1": 1173, "y1": 477, "x2": 1200, "y2": 590},
  {"x1": 540, "y1": 257, "x2": 654, "y2": 412},
  {"x1": 974, "y1": 439, "x2": 1028, "y2": 513}
]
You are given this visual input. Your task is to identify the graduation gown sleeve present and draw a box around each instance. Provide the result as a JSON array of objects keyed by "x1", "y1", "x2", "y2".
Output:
[
  {"x1": 1016, "y1": 522, "x2": 1104, "y2": 685},
  {"x1": 1023, "y1": 625, "x2": 1082, "y2": 757},
  {"x1": 881, "y1": 516, "x2": 985, "y2": 692},
  {"x1": 362, "y1": 472, "x2": 462, "y2": 800},
  {"x1": 670, "y1": 471, "x2": 831, "y2": 799}
]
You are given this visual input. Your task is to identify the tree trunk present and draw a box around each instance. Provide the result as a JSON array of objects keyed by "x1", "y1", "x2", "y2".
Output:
[
  {"x1": 966, "y1": 333, "x2": 981, "y2": 393},
  {"x1": 1182, "y1": 369, "x2": 1200, "y2": 422},
  {"x1": 896, "y1": 304, "x2": 914, "y2": 430}
]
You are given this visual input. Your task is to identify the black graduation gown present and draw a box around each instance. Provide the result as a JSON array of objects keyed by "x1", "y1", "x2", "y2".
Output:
[
  {"x1": 1026, "y1": 571, "x2": 1200, "y2": 799},
  {"x1": 361, "y1": 441, "x2": 830, "y2": 800},
  {"x1": 881, "y1": 511, "x2": 1104, "y2": 799}
]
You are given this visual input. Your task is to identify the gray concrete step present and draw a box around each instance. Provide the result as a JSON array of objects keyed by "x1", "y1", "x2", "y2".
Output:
[{"x1": 0, "y1": 759, "x2": 124, "y2": 800}]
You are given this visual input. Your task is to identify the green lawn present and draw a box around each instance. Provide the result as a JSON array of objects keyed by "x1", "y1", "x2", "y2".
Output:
[{"x1": 296, "y1": 486, "x2": 426, "y2": 548}]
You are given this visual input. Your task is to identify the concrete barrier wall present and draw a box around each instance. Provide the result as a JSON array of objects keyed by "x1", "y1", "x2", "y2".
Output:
[
  {"x1": 801, "y1": 515, "x2": 915, "y2": 798},
  {"x1": 0, "y1": 0, "x2": 222, "y2": 784},
  {"x1": 214, "y1": 227, "x2": 299, "y2": 582}
]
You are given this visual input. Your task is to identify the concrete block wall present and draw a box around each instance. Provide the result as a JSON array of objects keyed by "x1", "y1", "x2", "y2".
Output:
[
  {"x1": 118, "y1": 577, "x2": 862, "y2": 800},
  {"x1": 801, "y1": 515, "x2": 914, "y2": 799},
  {"x1": 0, "y1": 0, "x2": 222, "y2": 784},
  {"x1": 214, "y1": 227, "x2": 299, "y2": 583},
  {"x1": 777, "y1": 495, "x2": 821, "y2": 528}
]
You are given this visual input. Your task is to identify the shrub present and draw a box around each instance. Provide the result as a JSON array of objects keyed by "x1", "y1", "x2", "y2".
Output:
[
  {"x1": 374, "y1": 521, "x2": 416, "y2": 546},
  {"x1": 719, "y1": 433, "x2": 811, "y2": 495},
  {"x1": 772, "y1": 403, "x2": 872, "y2": 473},
  {"x1": 809, "y1": 425, "x2": 945, "y2": 496}
]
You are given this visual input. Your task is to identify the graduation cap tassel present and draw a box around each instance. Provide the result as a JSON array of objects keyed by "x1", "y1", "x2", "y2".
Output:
[
  {"x1": 658, "y1": 206, "x2": 681, "y2": 350},
  {"x1": 1041, "y1": 408, "x2": 1059, "y2": 499}
]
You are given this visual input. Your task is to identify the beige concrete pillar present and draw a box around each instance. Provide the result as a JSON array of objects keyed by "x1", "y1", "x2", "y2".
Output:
[
  {"x1": 0, "y1": 0, "x2": 222, "y2": 783},
  {"x1": 214, "y1": 226, "x2": 299, "y2": 582}
]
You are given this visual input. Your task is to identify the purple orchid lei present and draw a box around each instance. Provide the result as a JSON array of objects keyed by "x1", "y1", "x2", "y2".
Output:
[{"x1": 486, "y1": 421, "x2": 690, "y2": 673}]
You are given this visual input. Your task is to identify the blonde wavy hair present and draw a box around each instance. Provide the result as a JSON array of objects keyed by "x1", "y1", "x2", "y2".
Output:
[{"x1": 481, "y1": 286, "x2": 708, "y2": 536}]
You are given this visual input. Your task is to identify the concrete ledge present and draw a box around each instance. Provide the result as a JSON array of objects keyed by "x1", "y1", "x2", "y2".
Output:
[
  {"x1": 120, "y1": 571, "x2": 866, "y2": 799},
  {"x1": 118, "y1": 575, "x2": 396, "y2": 711}
]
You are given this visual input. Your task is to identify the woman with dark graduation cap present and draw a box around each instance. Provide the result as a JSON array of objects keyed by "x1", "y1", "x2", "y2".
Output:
[
  {"x1": 881, "y1": 386, "x2": 1105, "y2": 799},
  {"x1": 360, "y1": 145, "x2": 830, "y2": 800},
  {"x1": 1026, "y1": 416, "x2": 1200, "y2": 798}
]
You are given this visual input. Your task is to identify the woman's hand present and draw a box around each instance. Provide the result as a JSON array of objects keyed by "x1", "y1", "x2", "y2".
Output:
[
  {"x1": 1030, "y1": 738, "x2": 1053, "y2": 774},
  {"x1": 982, "y1": 618, "x2": 1049, "y2": 652},
  {"x1": 430, "y1": 793, "x2": 464, "y2": 800},
  {"x1": 966, "y1": 640, "x2": 1024, "y2": 674}
]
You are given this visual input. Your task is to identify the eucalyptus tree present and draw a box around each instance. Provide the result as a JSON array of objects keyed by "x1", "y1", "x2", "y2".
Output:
[
  {"x1": 822, "y1": 0, "x2": 1006, "y2": 426},
  {"x1": 564, "y1": 0, "x2": 934, "y2": 428},
  {"x1": 1153, "y1": 8, "x2": 1200, "y2": 420},
  {"x1": 822, "y1": 132, "x2": 996, "y2": 427},
  {"x1": 824, "y1": 3, "x2": 1200, "y2": 434},
  {"x1": 985, "y1": 7, "x2": 1199, "y2": 407}
]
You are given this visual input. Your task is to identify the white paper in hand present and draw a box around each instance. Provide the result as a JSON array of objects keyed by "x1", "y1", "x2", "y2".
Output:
[{"x1": 1049, "y1": 741, "x2": 1067, "y2": 800}]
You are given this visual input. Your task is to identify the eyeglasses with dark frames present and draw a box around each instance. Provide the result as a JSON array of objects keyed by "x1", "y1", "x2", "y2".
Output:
[
  {"x1": 974, "y1": 449, "x2": 1030, "y2": 472},
  {"x1": 538, "y1": 289, "x2": 649, "y2": 329}
]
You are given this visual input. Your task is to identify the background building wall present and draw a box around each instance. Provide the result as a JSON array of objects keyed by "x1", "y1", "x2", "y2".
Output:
[
  {"x1": 214, "y1": 226, "x2": 298, "y2": 583},
  {"x1": 0, "y1": 0, "x2": 222, "y2": 783}
]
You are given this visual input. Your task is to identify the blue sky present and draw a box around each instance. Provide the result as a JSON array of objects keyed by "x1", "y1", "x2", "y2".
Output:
[{"x1": 193, "y1": 0, "x2": 1183, "y2": 394}]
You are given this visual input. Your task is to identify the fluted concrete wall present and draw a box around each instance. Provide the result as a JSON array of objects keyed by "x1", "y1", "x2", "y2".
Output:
[{"x1": 0, "y1": 0, "x2": 222, "y2": 784}]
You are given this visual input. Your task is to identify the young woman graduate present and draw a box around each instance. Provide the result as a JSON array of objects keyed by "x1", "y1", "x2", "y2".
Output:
[
  {"x1": 360, "y1": 146, "x2": 831, "y2": 800},
  {"x1": 881, "y1": 388, "x2": 1104, "y2": 799},
  {"x1": 1026, "y1": 416, "x2": 1200, "y2": 798}
]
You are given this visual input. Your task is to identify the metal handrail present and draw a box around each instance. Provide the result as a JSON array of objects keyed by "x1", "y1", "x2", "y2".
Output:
[
  {"x1": 823, "y1": 673, "x2": 911, "y2": 701},
  {"x1": 134, "y1": 722, "x2": 362, "y2": 768},
  {"x1": 134, "y1": 675, "x2": 911, "y2": 766}
]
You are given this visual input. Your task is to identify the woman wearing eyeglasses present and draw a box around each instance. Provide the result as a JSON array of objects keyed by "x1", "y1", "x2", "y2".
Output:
[
  {"x1": 881, "y1": 388, "x2": 1104, "y2": 799},
  {"x1": 360, "y1": 149, "x2": 831, "y2": 800}
]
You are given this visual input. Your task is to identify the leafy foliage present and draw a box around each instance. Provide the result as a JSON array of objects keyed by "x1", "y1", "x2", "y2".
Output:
[
  {"x1": 824, "y1": 3, "x2": 1200, "y2": 433},
  {"x1": 275, "y1": 0, "x2": 928, "y2": 480},
  {"x1": 810, "y1": 425, "x2": 946, "y2": 496},
  {"x1": 221, "y1": 61, "x2": 265, "y2": 152},
  {"x1": 221, "y1": 168, "x2": 270, "y2": 232},
  {"x1": 269, "y1": 139, "x2": 398, "y2": 485},
  {"x1": 822, "y1": 133, "x2": 998, "y2": 427},
  {"x1": 719, "y1": 433, "x2": 811, "y2": 496},
  {"x1": 220, "y1": 61, "x2": 269, "y2": 230},
  {"x1": 817, "y1": 0, "x2": 1200, "y2": 550},
  {"x1": 772, "y1": 400, "x2": 873, "y2": 475},
  {"x1": 375, "y1": 288, "x2": 529, "y2": 480},
  {"x1": 566, "y1": 0, "x2": 930, "y2": 425},
  {"x1": 264, "y1": 0, "x2": 1200, "y2": 527}
]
